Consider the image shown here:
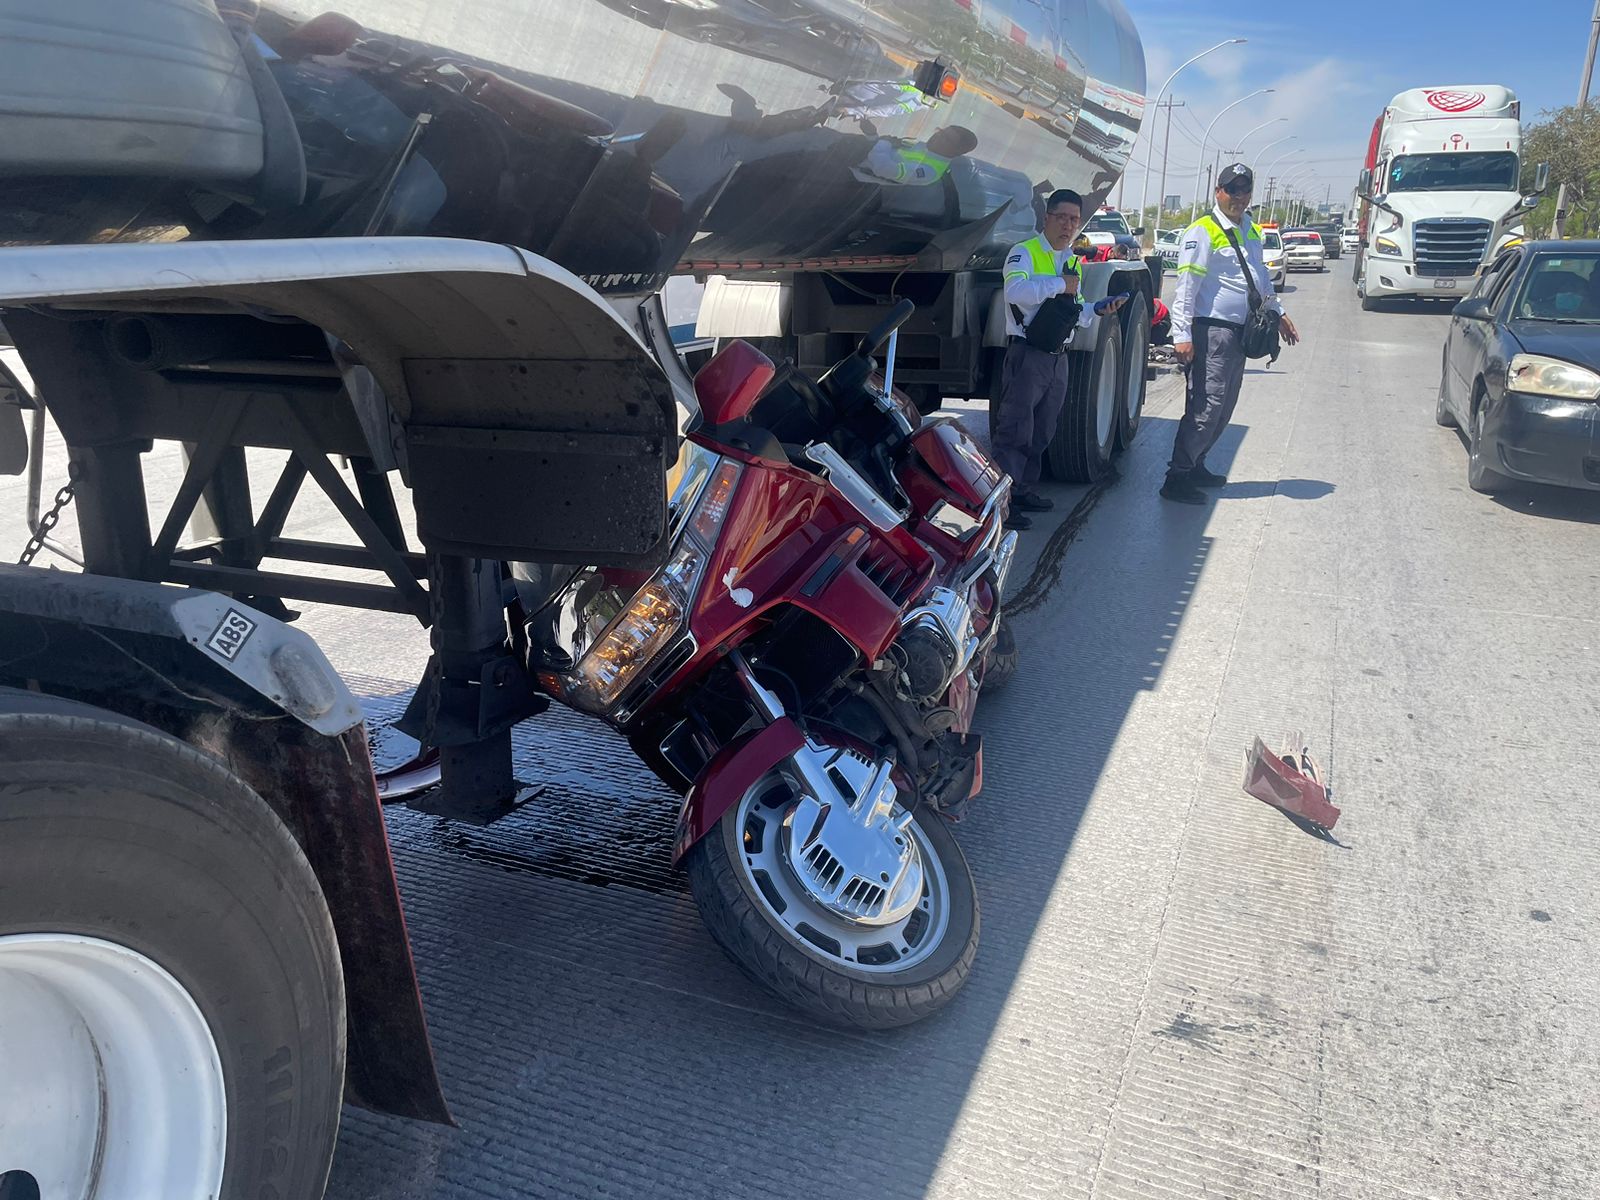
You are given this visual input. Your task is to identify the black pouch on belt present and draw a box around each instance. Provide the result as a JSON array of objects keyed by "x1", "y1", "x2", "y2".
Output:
[{"x1": 1012, "y1": 294, "x2": 1084, "y2": 354}]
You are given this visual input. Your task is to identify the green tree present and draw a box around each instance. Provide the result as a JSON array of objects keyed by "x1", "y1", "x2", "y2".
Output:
[{"x1": 1522, "y1": 104, "x2": 1600, "y2": 238}]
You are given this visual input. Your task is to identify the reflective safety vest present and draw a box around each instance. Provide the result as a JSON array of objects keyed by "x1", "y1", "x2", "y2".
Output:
[
  {"x1": 1175, "y1": 215, "x2": 1260, "y2": 280},
  {"x1": 1012, "y1": 235, "x2": 1082, "y2": 281},
  {"x1": 890, "y1": 145, "x2": 953, "y2": 184},
  {"x1": 1197, "y1": 214, "x2": 1261, "y2": 249}
]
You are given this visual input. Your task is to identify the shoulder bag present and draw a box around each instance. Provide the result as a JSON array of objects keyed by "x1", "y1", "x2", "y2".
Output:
[{"x1": 1223, "y1": 226, "x2": 1282, "y2": 364}]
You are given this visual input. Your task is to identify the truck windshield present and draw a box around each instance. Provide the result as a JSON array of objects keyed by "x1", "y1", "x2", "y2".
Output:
[{"x1": 1387, "y1": 152, "x2": 1519, "y2": 193}]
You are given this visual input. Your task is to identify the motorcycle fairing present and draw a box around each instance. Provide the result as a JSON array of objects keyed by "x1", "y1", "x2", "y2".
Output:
[{"x1": 672, "y1": 716, "x2": 805, "y2": 863}]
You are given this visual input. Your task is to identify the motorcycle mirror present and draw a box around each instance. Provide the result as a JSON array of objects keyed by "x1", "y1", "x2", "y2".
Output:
[
  {"x1": 855, "y1": 298, "x2": 915, "y2": 359},
  {"x1": 693, "y1": 339, "x2": 776, "y2": 426}
]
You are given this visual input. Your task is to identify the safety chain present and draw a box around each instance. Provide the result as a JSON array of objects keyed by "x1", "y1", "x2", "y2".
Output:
[{"x1": 17, "y1": 482, "x2": 75, "y2": 566}]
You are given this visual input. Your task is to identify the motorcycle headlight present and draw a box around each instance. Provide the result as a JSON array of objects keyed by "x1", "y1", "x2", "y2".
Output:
[
  {"x1": 1507, "y1": 353, "x2": 1600, "y2": 400},
  {"x1": 565, "y1": 457, "x2": 741, "y2": 711},
  {"x1": 1374, "y1": 236, "x2": 1402, "y2": 256}
]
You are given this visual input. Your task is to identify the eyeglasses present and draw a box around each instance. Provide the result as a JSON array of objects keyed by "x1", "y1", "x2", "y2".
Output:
[
  {"x1": 1222, "y1": 182, "x2": 1253, "y2": 197},
  {"x1": 1045, "y1": 209, "x2": 1080, "y2": 221}
]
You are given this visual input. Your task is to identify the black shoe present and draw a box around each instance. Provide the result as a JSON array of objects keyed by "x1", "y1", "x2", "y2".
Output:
[
  {"x1": 1012, "y1": 490, "x2": 1055, "y2": 512},
  {"x1": 1188, "y1": 467, "x2": 1228, "y2": 488},
  {"x1": 1159, "y1": 477, "x2": 1206, "y2": 505},
  {"x1": 1003, "y1": 511, "x2": 1033, "y2": 530}
]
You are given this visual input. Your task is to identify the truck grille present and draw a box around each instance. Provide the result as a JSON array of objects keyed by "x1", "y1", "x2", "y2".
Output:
[{"x1": 1413, "y1": 219, "x2": 1491, "y2": 277}]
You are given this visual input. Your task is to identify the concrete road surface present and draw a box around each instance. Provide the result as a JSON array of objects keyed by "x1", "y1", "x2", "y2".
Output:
[{"x1": 6, "y1": 265, "x2": 1597, "y2": 1198}]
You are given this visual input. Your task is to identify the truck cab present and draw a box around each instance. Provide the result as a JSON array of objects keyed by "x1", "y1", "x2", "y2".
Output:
[{"x1": 1355, "y1": 86, "x2": 1544, "y2": 308}]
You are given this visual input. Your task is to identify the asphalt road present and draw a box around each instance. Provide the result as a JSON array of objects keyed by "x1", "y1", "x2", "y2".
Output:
[{"x1": 6, "y1": 262, "x2": 1598, "y2": 1198}]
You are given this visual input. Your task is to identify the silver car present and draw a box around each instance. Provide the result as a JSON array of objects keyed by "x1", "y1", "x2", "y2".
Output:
[{"x1": 1284, "y1": 230, "x2": 1328, "y2": 273}]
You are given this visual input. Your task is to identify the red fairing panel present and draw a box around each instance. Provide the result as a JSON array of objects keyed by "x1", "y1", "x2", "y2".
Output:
[
  {"x1": 908, "y1": 423, "x2": 1003, "y2": 512},
  {"x1": 686, "y1": 449, "x2": 927, "y2": 662},
  {"x1": 673, "y1": 717, "x2": 806, "y2": 861}
]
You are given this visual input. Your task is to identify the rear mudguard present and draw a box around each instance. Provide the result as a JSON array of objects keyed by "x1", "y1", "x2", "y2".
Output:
[{"x1": 672, "y1": 717, "x2": 805, "y2": 864}]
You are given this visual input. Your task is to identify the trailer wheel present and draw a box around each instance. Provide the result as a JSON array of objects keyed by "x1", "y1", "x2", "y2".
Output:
[
  {"x1": 982, "y1": 345, "x2": 1007, "y2": 445},
  {"x1": 1045, "y1": 313, "x2": 1120, "y2": 482},
  {"x1": 0, "y1": 710, "x2": 345, "y2": 1200},
  {"x1": 1115, "y1": 291, "x2": 1150, "y2": 452}
]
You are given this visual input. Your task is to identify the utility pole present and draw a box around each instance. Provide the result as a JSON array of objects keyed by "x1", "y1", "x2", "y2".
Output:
[
  {"x1": 1149, "y1": 98, "x2": 1185, "y2": 240},
  {"x1": 1136, "y1": 38, "x2": 1246, "y2": 243},
  {"x1": 1554, "y1": 0, "x2": 1600, "y2": 238}
]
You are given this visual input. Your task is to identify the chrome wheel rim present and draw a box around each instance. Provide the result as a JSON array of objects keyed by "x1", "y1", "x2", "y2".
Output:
[
  {"x1": 735, "y1": 775, "x2": 951, "y2": 974},
  {"x1": 1123, "y1": 309, "x2": 1148, "y2": 425},
  {"x1": 0, "y1": 934, "x2": 227, "y2": 1199},
  {"x1": 1095, "y1": 339, "x2": 1119, "y2": 446}
]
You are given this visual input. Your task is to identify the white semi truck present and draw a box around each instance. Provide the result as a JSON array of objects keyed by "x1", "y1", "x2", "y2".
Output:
[{"x1": 1353, "y1": 85, "x2": 1548, "y2": 310}]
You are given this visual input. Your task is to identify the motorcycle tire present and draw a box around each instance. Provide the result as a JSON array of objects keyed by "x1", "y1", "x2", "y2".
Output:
[
  {"x1": 685, "y1": 775, "x2": 979, "y2": 1030},
  {"x1": 982, "y1": 620, "x2": 1019, "y2": 694},
  {"x1": 0, "y1": 706, "x2": 346, "y2": 1200}
]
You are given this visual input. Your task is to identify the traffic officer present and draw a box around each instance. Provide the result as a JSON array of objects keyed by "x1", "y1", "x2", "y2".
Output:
[
  {"x1": 995, "y1": 188, "x2": 1128, "y2": 529},
  {"x1": 1164, "y1": 163, "x2": 1300, "y2": 504}
]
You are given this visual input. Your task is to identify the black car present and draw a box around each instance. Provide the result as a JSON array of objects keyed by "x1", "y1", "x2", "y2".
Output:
[{"x1": 1437, "y1": 240, "x2": 1600, "y2": 494}]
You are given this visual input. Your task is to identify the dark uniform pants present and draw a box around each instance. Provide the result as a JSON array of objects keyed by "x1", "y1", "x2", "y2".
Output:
[
  {"x1": 1170, "y1": 318, "x2": 1246, "y2": 476},
  {"x1": 994, "y1": 342, "x2": 1070, "y2": 487}
]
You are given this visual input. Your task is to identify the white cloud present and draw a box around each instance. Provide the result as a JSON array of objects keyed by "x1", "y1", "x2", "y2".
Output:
[{"x1": 1118, "y1": 16, "x2": 1381, "y2": 211}]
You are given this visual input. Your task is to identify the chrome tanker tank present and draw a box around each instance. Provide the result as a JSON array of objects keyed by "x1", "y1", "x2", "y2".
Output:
[{"x1": 0, "y1": 0, "x2": 1145, "y2": 295}]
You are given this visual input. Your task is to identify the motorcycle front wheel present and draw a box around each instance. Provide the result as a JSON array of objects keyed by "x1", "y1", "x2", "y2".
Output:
[{"x1": 685, "y1": 763, "x2": 979, "y2": 1029}]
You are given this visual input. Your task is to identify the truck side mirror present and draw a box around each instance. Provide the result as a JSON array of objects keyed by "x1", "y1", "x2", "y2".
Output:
[
  {"x1": 1357, "y1": 168, "x2": 1373, "y2": 198},
  {"x1": 1534, "y1": 161, "x2": 1550, "y2": 194},
  {"x1": 1131, "y1": 226, "x2": 1146, "y2": 237},
  {"x1": 1521, "y1": 194, "x2": 1540, "y2": 210}
]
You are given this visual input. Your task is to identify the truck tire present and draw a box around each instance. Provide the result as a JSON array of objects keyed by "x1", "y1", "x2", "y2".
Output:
[
  {"x1": 0, "y1": 710, "x2": 346, "y2": 1200},
  {"x1": 1045, "y1": 314, "x2": 1120, "y2": 482},
  {"x1": 983, "y1": 344, "x2": 1007, "y2": 445},
  {"x1": 685, "y1": 761, "x2": 979, "y2": 1030},
  {"x1": 1115, "y1": 291, "x2": 1150, "y2": 451}
]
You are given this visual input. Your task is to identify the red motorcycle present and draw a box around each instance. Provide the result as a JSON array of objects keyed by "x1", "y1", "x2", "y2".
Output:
[{"x1": 504, "y1": 300, "x2": 1017, "y2": 1028}]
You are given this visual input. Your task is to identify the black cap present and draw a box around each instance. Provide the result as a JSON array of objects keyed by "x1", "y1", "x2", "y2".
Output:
[{"x1": 1217, "y1": 162, "x2": 1254, "y2": 189}]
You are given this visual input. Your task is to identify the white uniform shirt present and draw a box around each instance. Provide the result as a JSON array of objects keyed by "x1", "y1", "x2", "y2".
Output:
[
  {"x1": 1169, "y1": 206, "x2": 1283, "y2": 344},
  {"x1": 1002, "y1": 239, "x2": 1098, "y2": 339}
]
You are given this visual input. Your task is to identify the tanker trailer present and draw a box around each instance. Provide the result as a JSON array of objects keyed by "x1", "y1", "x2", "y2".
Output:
[
  {"x1": 0, "y1": 3, "x2": 1146, "y2": 1197},
  {"x1": 1, "y1": 0, "x2": 1149, "y2": 477}
]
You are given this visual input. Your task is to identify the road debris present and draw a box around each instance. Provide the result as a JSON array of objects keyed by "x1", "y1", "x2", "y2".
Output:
[{"x1": 1242, "y1": 731, "x2": 1341, "y2": 831}]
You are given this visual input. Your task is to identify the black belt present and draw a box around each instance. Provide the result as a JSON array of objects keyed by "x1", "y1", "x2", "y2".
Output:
[
  {"x1": 1007, "y1": 335, "x2": 1067, "y2": 355},
  {"x1": 1193, "y1": 316, "x2": 1244, "y2": 332}
]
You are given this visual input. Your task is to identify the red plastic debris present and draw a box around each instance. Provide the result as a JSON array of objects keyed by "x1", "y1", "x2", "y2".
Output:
[{"x1": 1242, "y1": 732, "x2": 1341, "y2": 831}]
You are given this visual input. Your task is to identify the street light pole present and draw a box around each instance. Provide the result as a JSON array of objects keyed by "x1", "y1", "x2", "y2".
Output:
[
  {"x1": 1190, "y1": 88, "x2": 1275, "y2": 223},
  {"x1": 1252, "y1": 134, "x2": 1296, "y2": 175},
  {"x1": 1136, "y1": 38, "x2": 1247, "y2": 241},
  {"x1": 1259, "y1": 148, "x2": 1304, "y2": 217},
  {"x1": 1553, "y1": 0, "x2": 1600, "y2": 238}
]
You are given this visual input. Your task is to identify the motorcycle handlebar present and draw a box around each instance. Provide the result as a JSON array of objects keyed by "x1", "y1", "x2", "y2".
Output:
[{"x1": 855, "y1": 298, "x2": 915, "y2": 359}]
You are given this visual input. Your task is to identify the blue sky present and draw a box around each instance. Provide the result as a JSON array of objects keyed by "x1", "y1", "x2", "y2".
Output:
[{"x1": 1115, "y1": 0, "x2": 1594, "y2": 211}]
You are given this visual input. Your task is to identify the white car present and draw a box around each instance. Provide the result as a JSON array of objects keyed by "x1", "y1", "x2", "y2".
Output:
[
  {"x1": 1341, "y1": 227, "x2": 1360, "y2": 254},
  {"x1": 1153, "y1": 227, "x2": 1182, "y2": 266},
  {"x1": 1283, "y1": 230, "x2": 1327, "y2": 272},
  {"x1": 1261, "y1": 229, "x2": 1287, "y2": 290}
]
